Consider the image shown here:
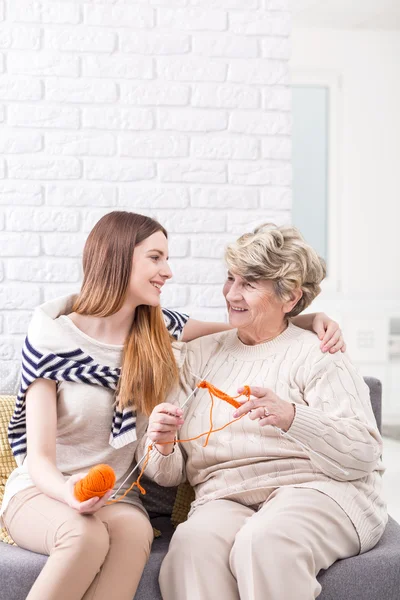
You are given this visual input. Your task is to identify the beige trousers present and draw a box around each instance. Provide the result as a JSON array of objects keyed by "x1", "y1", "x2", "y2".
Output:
[
  {"x1": 159, "y1": 487, "x2": 360, "y2": 600},
  {"x1": 3, "y1": 487, "x2": 154, "y2": 600}
]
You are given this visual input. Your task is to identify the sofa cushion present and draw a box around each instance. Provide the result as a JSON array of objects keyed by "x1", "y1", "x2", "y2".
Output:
[
  {"x1": 139, "y1": 475, "x2": 178, "y2": 517},
  {"x1": 171, "y1": 481, "x2": 195, "y2": 528},
  {"x1": 318, "y1": 516, "x2": 400, "y2": 600},
  {"x1": 0, "y1": 516, "x2": 174, "y2": 600},
  {"x1": 1, "y1": 516, "x2": 400, "y2": 600},
  {"x1": 1, "y1": 379, "x2": 399, "y2": 600}
]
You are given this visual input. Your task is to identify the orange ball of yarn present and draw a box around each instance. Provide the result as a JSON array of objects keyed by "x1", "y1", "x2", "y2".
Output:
[{"x1": 74, "y1": 464, "x2": 116, "y2": 502}]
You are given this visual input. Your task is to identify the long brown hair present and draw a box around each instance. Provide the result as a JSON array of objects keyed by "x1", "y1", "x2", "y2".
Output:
[{"x1": 73, "y1": 211, "x2": 179, "y2": 415}]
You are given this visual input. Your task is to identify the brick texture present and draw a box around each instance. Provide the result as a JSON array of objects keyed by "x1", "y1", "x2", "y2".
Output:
[{"x1": 0, "y1": 0, "x2": 291, "y2": 392}]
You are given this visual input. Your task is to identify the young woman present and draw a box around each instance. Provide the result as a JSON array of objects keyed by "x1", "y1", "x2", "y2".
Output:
[{"x1": 1, "y1": 212, "x2": 345, "y2": 600}]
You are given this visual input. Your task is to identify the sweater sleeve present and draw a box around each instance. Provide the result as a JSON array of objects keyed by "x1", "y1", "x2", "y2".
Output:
[
  {"x1": 134, "y1": 435, "x2": 186, "y2": 488},
  {"x1": 133, "y1": 346, "x2": 197, "y2": 487},
  {"x1": 286, "y1": 349, "x2": 383, "y2": 482}
]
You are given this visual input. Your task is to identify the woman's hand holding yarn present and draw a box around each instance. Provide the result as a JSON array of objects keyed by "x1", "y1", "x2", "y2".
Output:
[
  {"x1": 63, "y1": 473, "x2": 114, "y2": 514},
  {"x1": 233, "y1": 386, "x2": 295, "y2": 432},
  {"x1": 148, "y1": 402, "x2": 184, "y2": 456}
]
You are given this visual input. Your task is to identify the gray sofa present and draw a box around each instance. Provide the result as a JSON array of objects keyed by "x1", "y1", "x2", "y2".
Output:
[{"x1": 1, "y1": 378, "x2": 399, "y2": 600}]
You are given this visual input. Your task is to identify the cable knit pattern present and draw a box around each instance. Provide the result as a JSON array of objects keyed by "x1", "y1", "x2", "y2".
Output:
[{"x1": 142, "y1": 324, "x2": 387, "y2": 553}]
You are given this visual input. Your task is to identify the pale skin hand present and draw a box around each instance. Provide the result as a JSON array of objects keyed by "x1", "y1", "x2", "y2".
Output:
[
  {"x1": 62, "y1": 474, "x2": 114, "y2": 514},
  {"x1": 183, "y1": 314, "x2": 346, "y2": 354},
  {"x1": 147, "y1": 403, "x2": 184, "y2": 456},
  {"x1": 292, "y1": 313, "x2": 346, "y2": 353},
  {"x1": 233, "y1": 386, "x2": 295, "y2": 432}
]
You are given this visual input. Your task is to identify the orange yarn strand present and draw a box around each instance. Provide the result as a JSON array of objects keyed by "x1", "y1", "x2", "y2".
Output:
[
  {"x1": 198, "y1": 383, "x2": 250, "y2": 447},
  {"x1": 177, "y1": 413, "x2": 246, "y2": 444},
  {"x1": 204, "y1": 387, "x2": 215, "y2": 447},
  {"x1": 104, "y1": 381, "x2": 251, "y2": 504},
  {"x1": 106, "y1": 444, "x2": 153, "y2": 504}
]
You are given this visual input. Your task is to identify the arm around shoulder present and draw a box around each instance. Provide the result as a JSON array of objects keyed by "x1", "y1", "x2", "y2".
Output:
[{"x1": 181, "y1": 318, "x2": 231, "y2": 342}]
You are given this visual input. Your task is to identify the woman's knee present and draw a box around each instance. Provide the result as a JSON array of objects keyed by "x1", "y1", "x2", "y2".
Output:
[
  {"x1": 170, "y1": 519, "x2": 218, "y2": 556},
  {"x1": 231, "y1": 521, "x2": 308, "y2": 571},
  {"x1": 57, "y1": 513, "x2": 110, "y2": 563},
  {"x1": 101, "y1": 507, "x2": 154, "y2": 558}
]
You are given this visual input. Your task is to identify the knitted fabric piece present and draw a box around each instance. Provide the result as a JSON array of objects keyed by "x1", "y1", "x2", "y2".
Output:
[
  {"x1": 171, "y1": 481, "x2": 195, "y2": 529},
  {"x1": 0, "y1": 395, "x2": 17, "y2": 546}
]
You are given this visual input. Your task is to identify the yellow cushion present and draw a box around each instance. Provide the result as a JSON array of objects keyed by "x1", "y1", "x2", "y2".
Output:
[
  {"x1": 0, "y1": 395, "x2": 17, "y2": 545},
  {"x1": 0, "y1": 527, "x2": 16, "y2": 545},
  {"x1": 171, "y1": 481, "x2": 195, "y2": 529}
]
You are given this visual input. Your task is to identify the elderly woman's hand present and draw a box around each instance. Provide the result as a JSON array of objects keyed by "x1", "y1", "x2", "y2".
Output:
[
  {"x1": 233, "y1": 386, "x2": 295, "y2": 432},
  {"x1": 312, "y1": 313, "x2": 346, "y2": 354}
]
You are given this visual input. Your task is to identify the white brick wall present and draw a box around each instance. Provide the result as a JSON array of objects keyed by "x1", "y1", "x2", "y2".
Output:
[{"x1": 0, "y1": 0, "x2": 292, "y2": 392}]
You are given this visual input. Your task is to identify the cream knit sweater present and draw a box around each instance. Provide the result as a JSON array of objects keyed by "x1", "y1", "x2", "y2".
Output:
[{"x1": 141, "y1": 324, "x2": 387, "y2": 553}]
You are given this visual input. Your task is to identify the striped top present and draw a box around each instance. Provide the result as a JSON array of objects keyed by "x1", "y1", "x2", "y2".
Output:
[
  {"x1": 1, "y1": 295, "x2": 188, "y2": 522},
  {"x1": 8, "y1": 296, "x2": 188, "y2": 465}
]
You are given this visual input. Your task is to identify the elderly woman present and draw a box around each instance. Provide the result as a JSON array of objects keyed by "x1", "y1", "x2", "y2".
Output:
[{"x1": 144, "y1": 224, "x2": 387, "y2": 600}]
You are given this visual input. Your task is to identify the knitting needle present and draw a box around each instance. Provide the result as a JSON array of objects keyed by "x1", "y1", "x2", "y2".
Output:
[
  {"x1": 109, "y1": 453, "x2": 149, "y2": 499},
  {"x1": 110, "y1": 367, "x2": 212, "y2": 499},
  {"x1": 181, "y1": 366, "x2": 212, "y2": 409}
]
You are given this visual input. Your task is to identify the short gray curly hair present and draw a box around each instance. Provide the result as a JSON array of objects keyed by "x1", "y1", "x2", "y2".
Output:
[{"x1": 225, "y1": 223, "x2": 326, "y2": 318}]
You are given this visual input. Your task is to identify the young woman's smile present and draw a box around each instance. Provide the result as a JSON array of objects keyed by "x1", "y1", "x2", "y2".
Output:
[{"x1": 129, "y1": 231, "x2": 172, "y2": 307}]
